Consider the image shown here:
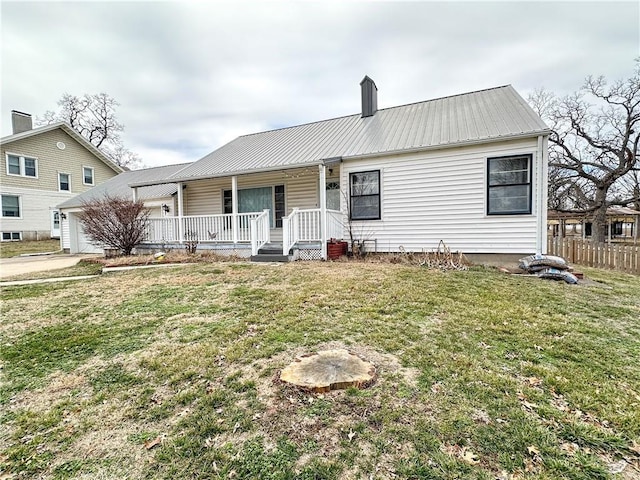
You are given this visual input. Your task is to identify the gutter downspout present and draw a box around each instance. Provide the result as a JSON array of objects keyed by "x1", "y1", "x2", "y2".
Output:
[{"x1": 536, "y1": 135, "x2": 548, "y2": 254}]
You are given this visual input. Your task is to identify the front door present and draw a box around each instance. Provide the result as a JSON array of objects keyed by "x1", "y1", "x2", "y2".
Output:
[
  {"x1": 51, "y1": 210, "x2": 61, "y2": 238},
  {"x1": 326, "y1": 181, "x2": 341, "y2": 210}
]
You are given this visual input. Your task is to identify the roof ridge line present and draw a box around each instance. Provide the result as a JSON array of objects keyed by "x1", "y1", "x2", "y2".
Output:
[{"x1": 236, "y1": 84, "x2": 513, "y2": 139}]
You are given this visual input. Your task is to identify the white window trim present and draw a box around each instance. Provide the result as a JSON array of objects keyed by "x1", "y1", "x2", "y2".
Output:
[
  {"x1": 58, "y1": 172, "x2": 72, "y2": 192},
  {"x1": 82, "y1": 166, "x2": 95, "y2": 186},
  {"x1": 1, "y1": 232, "x2": 22, "y2": 241},
  {"x1": 1, "y1": 194, "x2": 22, "y2": 219},
  {"x1": 5, "y1": 152, "x2": 38, "y2": 179}
]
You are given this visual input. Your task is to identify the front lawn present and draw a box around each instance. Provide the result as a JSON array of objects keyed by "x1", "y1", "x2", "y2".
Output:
[
  {"x1": 1, "y1": 262, "x2": 638, "y2": 479},
  {"x1": 0, "y1": 239, "x2": 60, "y2": 258}
]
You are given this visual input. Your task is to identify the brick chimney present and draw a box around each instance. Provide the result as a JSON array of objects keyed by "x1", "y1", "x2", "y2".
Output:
[
  {"x1": 11, "y1": 110, "x2": 33, "y2": 134},
  {"x1": 360, "y1": 76, "x2": 378, "y2": 118}
]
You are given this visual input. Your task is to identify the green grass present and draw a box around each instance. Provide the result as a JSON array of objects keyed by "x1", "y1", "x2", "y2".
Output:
[
  {"x1": 1, "y1": 262, "x2": 639, "y2": 479},
  {"x1": 0, "y1": 239, "x2": 60, "y2": 258}
]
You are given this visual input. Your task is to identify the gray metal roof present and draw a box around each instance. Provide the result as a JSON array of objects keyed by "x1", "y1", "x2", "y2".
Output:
[
  {"x1": 58, "y1": 163, "x2": 190, "y2": 209},
  {"x1": 132, "y1": 84, "x2": 549, "y2": 187}
]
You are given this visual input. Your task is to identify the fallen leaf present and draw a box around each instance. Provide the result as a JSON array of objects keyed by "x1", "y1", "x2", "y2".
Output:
[
  {"x1": 527, "y1": 445, "x2": 540, "y2": 456},
  {"x1": 527, "y1": 377, "x2": 542, "y2": 387},
  {"x1": 144, "y1": 435, "x2": 163, "y2": 450},
  {"x1": 630, "y1": 440, "x2": 640, "y2": 455}
]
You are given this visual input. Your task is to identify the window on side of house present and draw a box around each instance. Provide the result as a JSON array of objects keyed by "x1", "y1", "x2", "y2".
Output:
[
  {"x1": 83, "y1": 166, "x2": 95, "y2": 185},
  {"x1": 1, "y1": 195, "x2": 20, "y2": 217},
  {"x1": 487, "y1": 155, "x2": 532, "y2": 215},
  {"x1": 6, "y1": 154, "x2": 37, "y2": 177},
  {"x1": 2, "y1": 232, "x2": 22, "y2": 241},
  {"x1": 59, "y1": 173, "x2": 71, "y2": 192},
  {"x1": 349, "y1": 170, "x2": 380, "y2": 220}
]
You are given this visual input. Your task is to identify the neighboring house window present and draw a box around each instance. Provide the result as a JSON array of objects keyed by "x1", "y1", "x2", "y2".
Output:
[
  {"x1": 83, "y1": 166, "x2": 94, "y2": 185},
  {"x1": 611, "y1": 221, "x2": 623, "y2": 236},
  {"x1": 59, "y1": 173, "x2": 71, "y2": 191},
  {"x1": 2, "y1": 232, "x2": 22, "y2": 241},
  {"x1": 349, "y1": 170, "x2": 380, "y2": 220},
  {"x1": 6, "y1": 154, "x2": 37, "y2": 178},
  {"x1": 487, "y1": 155, "x2": 532, "y2": 215},
  {"x1": 1, "y1": 195, "x2": 20, "y2": 217}
]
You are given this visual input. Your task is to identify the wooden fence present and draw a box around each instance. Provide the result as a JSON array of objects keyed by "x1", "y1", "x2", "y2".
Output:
[{"x1": 547, "y1": 237, "x2": 640, "y2": 274}]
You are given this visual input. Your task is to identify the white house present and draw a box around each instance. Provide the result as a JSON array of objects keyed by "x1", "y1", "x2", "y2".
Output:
[
  {"x1": 0, "y1": 111, "x2": 123, "y2": 241},
  {"x1": 70, "y1": 77, "x2": 550, "y2": 260}
]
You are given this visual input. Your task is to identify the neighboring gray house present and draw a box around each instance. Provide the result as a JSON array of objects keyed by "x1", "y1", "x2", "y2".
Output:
[
  {"x1": 72, "y1": 77, "x2": 550, "y2": 259},
  {"x1": 0, "y1": 111, "x2": 123, "y2": 241},
  {"x1": 58, "y1": 163, "x2": 189, "y2": 253}
]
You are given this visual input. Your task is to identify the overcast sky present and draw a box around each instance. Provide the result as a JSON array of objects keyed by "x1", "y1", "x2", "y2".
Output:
[{"x1": 1, "y1": 1, "x2": 638, "y2": 168}]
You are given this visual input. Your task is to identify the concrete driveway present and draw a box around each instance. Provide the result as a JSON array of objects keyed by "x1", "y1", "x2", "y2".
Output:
[{"x1": 0, "y1": 254, "x2": 99, "y2": 280}]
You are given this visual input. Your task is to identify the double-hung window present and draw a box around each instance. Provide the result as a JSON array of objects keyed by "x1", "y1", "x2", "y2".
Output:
[
  {"x1": 1, "y1": 195, "x2": 20, "y2": 217},
  {"x1": 83, "y1": 166, "x2": 94, "y2": 185},
  {"x1": 6, "y1": 154, "x2": 37, "y2": 178},
  {"x1": 349, "y1": 170, "x2": 380, "y2": 220},
  {"x1": 59, "y1": 173, "x2": 71, "y2": 192},
  {"x1": 487, "y1": 155, "x2": 532, "y2": 215}
]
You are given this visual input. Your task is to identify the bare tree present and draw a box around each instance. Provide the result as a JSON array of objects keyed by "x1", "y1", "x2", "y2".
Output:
[
  {"x1": 78, "y1": 195, "x2": 150, "y2": 255},
  {"x1": 529, "y1": 61, "x2": 640, "y2": 242},
  {"x1": 38, "y1": 93, "x2": 141, "y2": 169}
]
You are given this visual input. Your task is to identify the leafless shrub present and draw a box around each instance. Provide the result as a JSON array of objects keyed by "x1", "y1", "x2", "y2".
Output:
[{"x1": 78, "y1": 195, "x2": 150, "y2": 256}]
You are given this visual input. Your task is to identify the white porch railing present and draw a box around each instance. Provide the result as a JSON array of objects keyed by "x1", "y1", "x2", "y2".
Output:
[
  {"x1": 144, "y1": 212, "x2": 263, "y2": 244},
  {"x1": 144, "y1": 209, "x2": 345, "y2": 258},
  {"x1": 251, "y1": 209, "x2": 271, "y2": 255},
  {"x1": 282, "y1": 208, "x2": 343, "y2": 255}
]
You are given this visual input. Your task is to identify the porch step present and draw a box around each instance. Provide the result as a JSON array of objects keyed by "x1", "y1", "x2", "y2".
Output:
[
  {"x1": 250, "y1": 254, "x2": 292, "y2": 263},
  {"x1": 250, "y1": 242, "x2": 292, "y2": 262}
]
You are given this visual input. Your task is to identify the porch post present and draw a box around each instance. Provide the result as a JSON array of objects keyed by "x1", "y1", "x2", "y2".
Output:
[
  {"x1": 132, "y1": 187, "x2": 138, "y2": 202},
  {"x1": 319, "y1": 164, "x2": 328, "y2": 260},
  {"x1": 232, "y1": 176, "x2": 238, "y2": 244},
  {"x1": 177, "y1": 182, "x2": 184, "y2": 243}
]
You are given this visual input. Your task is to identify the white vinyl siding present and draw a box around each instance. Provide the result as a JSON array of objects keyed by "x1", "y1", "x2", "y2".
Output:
[
  {"x1": 340, "y1": 138, "x2": 541, "y2": 254},
  {"x1": 0, "y1": 185, "x2": 81, "y2": 235}
]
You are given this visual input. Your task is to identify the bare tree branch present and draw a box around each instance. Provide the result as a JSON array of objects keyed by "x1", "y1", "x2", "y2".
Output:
[
  {"x1": 530, "y1": 60, "x2": 640, "y2": 242},
  {"x1": 36, "y1": 93, "x2": 141, "y2": 169}
]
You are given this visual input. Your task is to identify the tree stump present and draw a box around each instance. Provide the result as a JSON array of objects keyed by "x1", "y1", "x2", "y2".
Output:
[{"x1": 279, "y1": 349, "x2": 376, "y2": 393}]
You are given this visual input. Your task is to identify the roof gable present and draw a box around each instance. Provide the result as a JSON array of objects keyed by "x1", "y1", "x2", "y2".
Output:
[{"x1": 0, "y1": 122, "x2": 124, "y2": 174}]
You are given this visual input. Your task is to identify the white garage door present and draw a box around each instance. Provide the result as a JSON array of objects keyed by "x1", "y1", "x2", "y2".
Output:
[{"x1": 70, "y1": 213, "x2": 103, "y2": 254}]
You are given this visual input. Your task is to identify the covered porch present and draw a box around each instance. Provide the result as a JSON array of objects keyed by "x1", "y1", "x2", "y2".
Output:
[{"x1": 136, "y1": 164, "x2": 346, "y2": 260}]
